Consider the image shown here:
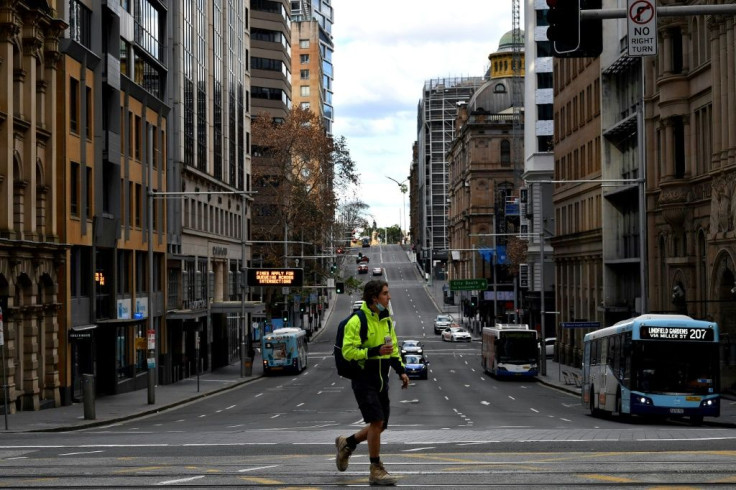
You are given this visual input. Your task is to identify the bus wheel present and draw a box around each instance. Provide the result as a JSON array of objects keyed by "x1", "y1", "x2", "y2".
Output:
[{"x1": 690, "y1": 415, "x2": 703, "y2": 426}]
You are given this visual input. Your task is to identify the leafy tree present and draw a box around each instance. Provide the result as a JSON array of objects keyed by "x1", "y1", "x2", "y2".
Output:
[{"x1": 252, "y1": 107, "x2": 359, "y2": 268}]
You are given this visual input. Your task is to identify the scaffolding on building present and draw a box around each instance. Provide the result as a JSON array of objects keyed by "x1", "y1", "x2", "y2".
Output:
[{"x1": 418, "y1": 76, "x2": 485, "y2": 262}]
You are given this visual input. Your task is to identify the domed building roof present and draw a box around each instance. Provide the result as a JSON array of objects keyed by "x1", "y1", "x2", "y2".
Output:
[{"x1": 498, "y1": 28, "x2": 524, "y2": 52}]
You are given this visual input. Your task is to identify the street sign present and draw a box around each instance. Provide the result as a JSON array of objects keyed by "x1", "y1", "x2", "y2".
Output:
[
  {"x1": 449, "y1": 278, "x2": 488, "y2": 291},
  {"x1": 627, "y1": 0, "x2": 657, "y2": 56}
]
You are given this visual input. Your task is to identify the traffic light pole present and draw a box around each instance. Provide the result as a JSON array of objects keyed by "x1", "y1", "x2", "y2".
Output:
[{"x1": 580, "y1": 4, "x2": 736, "y2": 20}]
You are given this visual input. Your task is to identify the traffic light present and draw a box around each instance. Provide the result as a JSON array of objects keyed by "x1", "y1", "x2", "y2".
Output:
[
  {"x1": 546, "y1": 0, "x2": 601, "y2": 58},
  {"x1": 299, "y1": 304, "x2": 305, "y2": 313},
  {"x1": 331, "y1": 262, "x2": 337, "y2": 274},
  {"x1": 282, "y1": 310, "x2": 289, "y2": 323},
  {"x1": 335, "y1": 282, "x2": 345, "y2": 294},
  {"x1": 470, "y1": 296, "x2": 478, "y2": 308}
]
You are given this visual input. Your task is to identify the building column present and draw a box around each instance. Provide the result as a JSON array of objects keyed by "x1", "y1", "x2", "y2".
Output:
[
  {"x1": 726, "y1": 17, "x2": 736, "y2": 165},
  {"x1": 709, "y1": 17, "x2": 723, "y2": 169}
]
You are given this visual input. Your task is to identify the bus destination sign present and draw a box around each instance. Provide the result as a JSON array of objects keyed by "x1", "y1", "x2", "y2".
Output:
[
  {"x1": 640, "y1": 326, "x2": 714, "y2": 341},
  {"x1": 247, "y1": 268, "x2": 304, "y2": 287}
]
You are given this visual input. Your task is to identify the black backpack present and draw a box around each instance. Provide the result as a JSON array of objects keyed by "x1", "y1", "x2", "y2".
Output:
[{"x1": 334, "y1": 309, "x2": 369, "y2": 380}]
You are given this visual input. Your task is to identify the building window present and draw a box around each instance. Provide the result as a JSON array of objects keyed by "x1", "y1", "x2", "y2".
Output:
[
  {"x1": 673, "y1": 117, "x2": 685, "y2": 178},
  {"x1": 670, "y1": 27, "x2": 683, "y2": 75},
  {"x1": 86, "y1": 166, "x2": 93, "y2": 215},
  {"x1": 300, "y1": 102, "x2": 310, "y2": 110},
  {"x1": 70, "y1": 78, "x2": 79, "y2": 134},
  {"x1": 299, "y1": 39, "x2": 309, "y2": 48},
  {"x1": 300, "y1": 54, "x2": 309, "y2": 64},
  {"x1": 300, "y1": 69, "x2": 309, "y2": 80},
  {"x1": 135, "y1": 115, "x2": 142, "y2": 161},
  {"x1": 86, "y1": 86, "x2": 92, "y2": 139},
  {"x1": 300, "y1": 85, "x2": 310, "y2": 97},
  {"x1": 494, "y1": 83, "x2": 506, "y2": 93},
  {"x1": 500, "y1": 140, "x2": 511, "y2": 164},
  {"x1": 69, "y1": 0, "x2": 92, "y2": 48},
  {"x1": 70, "y1": 162, "x2": 80, "y2": 217},
  {"x1": 135, "y1": 183, "x2": 142, "y2": 227}
]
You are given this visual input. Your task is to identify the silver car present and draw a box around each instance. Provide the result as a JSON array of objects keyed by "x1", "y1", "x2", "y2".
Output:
[
  {"x1": 433, "y1": 314, "x2": 454, "y2": 334},
  {"x1": 442, "y1": 326, "x2": 472, "y2": 342}
]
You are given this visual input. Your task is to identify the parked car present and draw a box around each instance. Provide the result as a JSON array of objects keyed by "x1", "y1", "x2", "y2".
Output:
[
  {"x1": 400, "y1": 340, "x2": 423, "y2": 356},
  {"x1": 544, "y1": 337, "x2": 556, "y2": 357},
  {"x1": 358, "y1": 264, "x2": 369, "y2": 274},
  {"x1": 433, "y1": 314, "x2": 454, "y2": 334},
  {"x1": 441, "y1": 326, "x2": 472, "y2": 342},
  {"x1": 403, "y1": 354, "x2": 429, "y2": 380},
  {"x1": 372, "y1": 267, "x2": 383, "y2": 276}
]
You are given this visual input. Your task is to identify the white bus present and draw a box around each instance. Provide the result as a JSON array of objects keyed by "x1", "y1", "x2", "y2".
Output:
[
  {"x1": 481, "y1": 324, "x2": 539, "y2": 378},
  {"x1": 583, "y1": 314, "x2": 720, "y2": 424},
  {"x1": 262, "y1": 327, "x2": 308, "y2": 374}
]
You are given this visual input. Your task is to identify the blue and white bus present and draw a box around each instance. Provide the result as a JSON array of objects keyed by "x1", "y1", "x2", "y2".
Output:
[
  {"x1": 582, "y1": 314, "x2": 720, "y2": 424},
  {"x1": 481, "y1": 324, "x2": 539, "y2": 378},
  {"x1": 262, "y1": 327, "x2": 308, "y2": 374}
]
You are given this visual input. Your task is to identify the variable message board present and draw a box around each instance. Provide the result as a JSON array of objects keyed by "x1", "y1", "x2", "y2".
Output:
[{"x1": 247, "y1": 268, "x2": 304, "y2": 287}]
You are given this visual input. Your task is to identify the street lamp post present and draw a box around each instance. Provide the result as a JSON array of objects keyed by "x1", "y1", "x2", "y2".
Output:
[{"x1": 386, "y1": 176, "x2": 408, "y2": 241}]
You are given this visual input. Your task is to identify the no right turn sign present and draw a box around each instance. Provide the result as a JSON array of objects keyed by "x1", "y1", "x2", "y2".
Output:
[{"x1": 628, "y1": 0, "x2": 658, "y2": 56}]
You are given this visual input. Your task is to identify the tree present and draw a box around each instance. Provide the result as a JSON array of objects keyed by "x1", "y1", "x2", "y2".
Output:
[{"x1": 252, "y1": 107, "x2": 359, "y2": 268}]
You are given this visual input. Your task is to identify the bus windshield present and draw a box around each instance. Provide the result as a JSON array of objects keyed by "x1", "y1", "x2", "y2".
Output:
[
  {"x1": 497, "y1": 334, "x2": 537, "y2": 363},
  {"x1": 632, "y1": 341, "x2": 719, "y2": 395}
]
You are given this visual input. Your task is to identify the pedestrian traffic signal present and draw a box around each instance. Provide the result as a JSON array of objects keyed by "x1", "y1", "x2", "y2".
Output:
[
  {"x1": 335, "y1": 282, "x2": 345, "y2": 294},
  {"x1": 282, "y1": 310, "x2": 289, "y2": 322},
  {"x1": 546, "y1": 0, "x2": 602, "y2": 58},
  {"x1": 470, "y1": 296, "x2": 478, "y2": 308}
]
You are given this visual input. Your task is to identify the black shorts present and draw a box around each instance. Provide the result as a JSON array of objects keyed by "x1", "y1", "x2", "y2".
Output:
[{"x1": 351, "y1": 379, "x2": 390, "y2": 429}]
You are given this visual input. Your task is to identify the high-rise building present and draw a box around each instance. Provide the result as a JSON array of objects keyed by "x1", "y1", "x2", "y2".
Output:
[
  {"x1": 166, "y1": 1, "x2": 254, "y2": 378},
  {"x1": 290, "y1": 0, "x2": 334, "y2": 133},
  {"x1": 417, "y1": 77, "x2": 484, "y2": 276},
  {"x1": 252, "y1": 0, "x2": 292, "y2": 123}
]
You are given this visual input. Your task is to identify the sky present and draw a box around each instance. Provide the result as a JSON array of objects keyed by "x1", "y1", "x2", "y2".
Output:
[{"x1": 331, "y1": 1, "x2": 514, "y2": 232}]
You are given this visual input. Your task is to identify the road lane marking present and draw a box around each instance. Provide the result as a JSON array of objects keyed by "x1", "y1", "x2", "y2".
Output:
[
  {"x1": 158, "y1": 475, "x2": 205, "y2": 485},
  {"x1": 296, "y1": 402, "x2": 305, "y2": 407},
  {"x1": 481, "y1": 401, "x2": 490, "y2": 405},
  {"x1": 238, "y1": 465, "x2": 279, "y2": 473},
  {"x1": 59, "y1": 450, "x2": 104, "y2": 456},
  {"x1": 530, "y1": 408, "x2": 539, "y2": 413},
  {"x1": 402, "y1": 447, "x2": 436, "y2": 452}
]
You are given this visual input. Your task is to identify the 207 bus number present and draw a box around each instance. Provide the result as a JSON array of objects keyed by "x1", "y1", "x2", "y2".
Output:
[{"x1": 689, "y1": 328, "x2": 708, "y2": 340}]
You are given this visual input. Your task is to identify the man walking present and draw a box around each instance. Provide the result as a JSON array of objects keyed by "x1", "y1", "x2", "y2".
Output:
[{"x1": 335, "y1": 279, "x2": 409, "y2": 486}]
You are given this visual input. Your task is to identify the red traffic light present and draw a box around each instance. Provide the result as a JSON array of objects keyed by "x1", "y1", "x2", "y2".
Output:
[{"x1": 546, "y1": 0, "x2": 558, "y2": 6}]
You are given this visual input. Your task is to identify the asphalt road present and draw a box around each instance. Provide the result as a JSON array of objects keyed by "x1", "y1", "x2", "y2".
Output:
[{"x1": 1, "y1": 244, "x2": 735, "y2": 488}]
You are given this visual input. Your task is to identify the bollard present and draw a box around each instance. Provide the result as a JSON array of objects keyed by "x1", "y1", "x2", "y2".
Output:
[
  {"x1": 243, "y1": 357, "x2": 253, "y2": 376},
  {"x1": 82, "y1": 374, "x2": 96, "y2": 420}
]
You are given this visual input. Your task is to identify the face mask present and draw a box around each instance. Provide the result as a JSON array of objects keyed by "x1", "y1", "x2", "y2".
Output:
[{"x1": 376, "y1": 303, "x2": 386, "y2": 312}]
